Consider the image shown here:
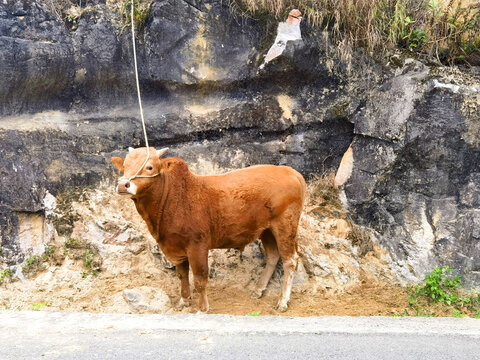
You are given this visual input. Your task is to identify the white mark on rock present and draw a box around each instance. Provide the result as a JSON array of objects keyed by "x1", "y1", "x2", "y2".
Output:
[
  {"x1": 335, "y1": 145, "x2": 353, "y2": 187},
  {"x1": 277, "y1": 94, "x2": 294, "y2": 119},
  {"x1": 432, "y1": 79, "x2": 460, "y2": 93},
  {"x1": 43, "y1": 191, "x2": 57, "y2": 214},
  {"x1": 259, "y1": 9, "x2": 302, "y2": 70}
]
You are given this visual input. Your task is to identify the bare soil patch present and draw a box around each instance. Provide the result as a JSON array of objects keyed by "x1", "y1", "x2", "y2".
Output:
[
  {"x1": 0, "y1": 261, "x2": 409, "y2": 316},
  {"x1": 1, "y1": 265, "x2": 465, "y2": 317}
]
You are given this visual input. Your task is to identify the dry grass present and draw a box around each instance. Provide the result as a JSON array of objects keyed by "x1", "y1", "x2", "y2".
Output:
[
  {"x1": 304, "y1": 172, "x2": 376, "y2": 257},
  {"x1": 44, "y1": 0, "x2": 152, "y2": 31},
  {"x1": 236, "y1": 0, "x2": 480, "y2": 64},
  {"x1": 347, "y1": 223, "x2": 374, "y2": 257},
  {"x1": 305, "y1": 172, "x2": 344, "y2": 219},
  {"x1": 45, "y1": 0, "x2": 89, "y2": 18},
  {"x1": 44, "y1": 1, "x2": 479, "y2": 63},
  {"x1": 116, "y1": 0, "x2": 152, "y2": 30}
]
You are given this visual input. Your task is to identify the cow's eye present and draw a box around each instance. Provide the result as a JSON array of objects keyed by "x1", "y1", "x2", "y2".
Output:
[{"x1": 147, "y1": 166, "x2": 153, "y2": 171}]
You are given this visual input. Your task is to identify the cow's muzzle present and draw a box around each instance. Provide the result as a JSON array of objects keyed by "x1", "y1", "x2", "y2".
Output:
[{"x1": 116, "y1": 178, "x2": 136, "y2": 195}]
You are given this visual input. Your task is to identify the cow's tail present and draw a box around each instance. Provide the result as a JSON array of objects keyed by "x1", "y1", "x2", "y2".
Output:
[
  {"x1": 295, "y1": 170, "x2": 307, "y2": 208},
  {"x1": 293, "y1": 170, "x2": 307, "y2": 262}
]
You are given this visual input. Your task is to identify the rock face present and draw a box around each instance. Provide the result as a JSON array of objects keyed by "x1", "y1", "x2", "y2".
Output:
[
  {"x1": 0, "y1": 0, "x2": 479, "y2": 288},
  {"x1": 342, "y1": 65, "x2": 480, "y2": 286},
  {"x1": 0, "y1": 0, "x2": 74, "y2": 114}
]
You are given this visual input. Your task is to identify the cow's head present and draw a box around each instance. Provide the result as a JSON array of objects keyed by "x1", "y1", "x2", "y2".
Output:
[{"x1": 111, "y1": 146, "x2": 169, "y2": 197}]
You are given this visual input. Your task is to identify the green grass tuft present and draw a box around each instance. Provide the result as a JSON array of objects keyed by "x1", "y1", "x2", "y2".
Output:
[
  {"x1": 408, "y1": 266, "x2": 480, "y2": 317},
  {"x1": 31, "y1": 302, "x2": 47, "y2": 311}
]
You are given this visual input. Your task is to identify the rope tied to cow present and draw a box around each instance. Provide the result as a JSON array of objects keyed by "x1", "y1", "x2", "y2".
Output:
[
  {"x1": 120, "y1": 172, "x2": 160, "y2": 182},
  {"x1": 129, "y1": 0, "x2": 154, "y2": 181}
]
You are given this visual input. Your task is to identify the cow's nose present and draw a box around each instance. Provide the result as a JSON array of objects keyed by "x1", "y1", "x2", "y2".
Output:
[{"x1": 117, "y1": 180, "x2": 130, "y2": 194}]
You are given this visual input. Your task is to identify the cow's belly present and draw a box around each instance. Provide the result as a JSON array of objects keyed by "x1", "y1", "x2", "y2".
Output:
[{"x1": 213, "y1": 230, "x2": 262, "y2": 250}]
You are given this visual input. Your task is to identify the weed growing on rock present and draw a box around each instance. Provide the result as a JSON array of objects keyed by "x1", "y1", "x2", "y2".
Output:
[
  {"x1": 66, "y1": 13, "x2": 79, "y2": 31},
  {"x1": 413, "y1": 306, "x2": 435, "y2": 317},
  {"x1": 21, "y1": 255, "x2": 42, "y2": 276},
  {"x1": 31, "y1": 302, "x2": 47, "y2": 311},
  {"x1": 119, "y1": 0, "x2": 152, "y2": 31},
  {"x1": 84, "y1": 250, "x2": 94, "y2": 269},
  {"x1": 21, "y1": 246, "x2": 63, "y2": 278},
  {"x1": 83, "y1": 250, "x2": 99, "y2": 276},
  {"x1": 247, "y1": 310, "x2": 261, "y2": 316},
  {"x1": 408, "y1": 266, "x2": 480, "y2": 317},
  {"x1": 42, "y1": 246, "x2": 55, "y2": 262},
  {"x1": 0, "y1": 268, "x2": 14, "y2": 284},
  {"x1": 409, "y1": 266, "x2": 461, "y2": 305},
  {"x1": 63, "y1": 238, "x2": 102, "y2": 276},
  {"x1": 65, "y1": 238, "x2": 84, "y2": 249},
  {"x1": 409, "y1": 266, "x2": 462, "y2": 305}
]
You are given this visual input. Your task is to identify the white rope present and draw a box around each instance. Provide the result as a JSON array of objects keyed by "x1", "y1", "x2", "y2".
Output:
[{"x1": 130, "y1": 0, "x2": 151, "y2": 180}]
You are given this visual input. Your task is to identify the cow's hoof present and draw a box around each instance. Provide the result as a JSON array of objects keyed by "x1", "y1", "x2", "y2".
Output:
[
  {"x1": 275, "y1": 300, "x2": 288, "y2": 313},
  {"x1": 176, "y1": 297, "x2": 191, "y2": 309},
  {"x1": 251, "y1": 289, "x2": 263, "y2": 299},
  {"x1": 197, "y1": 302, "x2": 210, "y2": 313}
]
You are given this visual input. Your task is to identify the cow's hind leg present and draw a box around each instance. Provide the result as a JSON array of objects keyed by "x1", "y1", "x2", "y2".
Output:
[
  {"x1": 276, "y1": 252, "x2": 298, "y2": 312},
  {"x1": 189, "y1": 250, "x2": 210, "y2": 313},
  {"x1": 176, "y1": 260, "x2": 191, "y2": 309},
  {"x1": 271, "y1": 209, "x2": 301, "y2": 312},
  {"x1": 252, "y1": 229, "x2": 280, "y2": 299}
]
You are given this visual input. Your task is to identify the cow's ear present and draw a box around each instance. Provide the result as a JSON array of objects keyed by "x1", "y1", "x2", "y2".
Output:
[
  {"x1": 111, "y1": 157, "x2": 124, "y2": 172},
  {"x1": 163, "y1": 159, "x2": 173, "y2": 170},
  {"x1": 156, "y1": 147, "x2": 169, "y2": 158}
]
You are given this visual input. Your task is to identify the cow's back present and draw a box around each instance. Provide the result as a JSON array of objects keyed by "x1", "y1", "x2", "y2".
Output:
[
  {"x1": 211, "y1": 165, "x2": 304, "y2": 205},
  {"x1": 200, "y1": 165, "x2": 305, "y2": 249}
]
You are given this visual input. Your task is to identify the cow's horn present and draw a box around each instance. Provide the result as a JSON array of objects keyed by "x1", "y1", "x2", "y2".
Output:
[
  {"x1": 156, "y1": 147, "x2": 169, "y2": 158},
  {"x1": 128, "y1": 147, "x2": 135, "y2": 153}
]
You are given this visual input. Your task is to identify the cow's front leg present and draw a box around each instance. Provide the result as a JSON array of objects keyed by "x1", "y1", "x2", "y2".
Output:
[
  {"x1": 176, "y1": 260, "x2": 191, "y2": 309},
  {"x1": 189, "y1": 251, "x2": 209, "y2": 313}
]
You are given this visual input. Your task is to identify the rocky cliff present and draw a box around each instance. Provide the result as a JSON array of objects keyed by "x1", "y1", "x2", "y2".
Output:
[{"x1": 1, "y1": 0, "x2": 479, "y2": 287}]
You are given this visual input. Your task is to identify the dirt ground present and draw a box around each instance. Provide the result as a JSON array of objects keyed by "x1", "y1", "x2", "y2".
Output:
[
  {"x1": 206, "y1": 279, "x2": 410, "y2": 317},
  {"x1": 0, "y1": 254, "x2": 465, "y2": 318},
  {"x1": 0, "y1": 262, "x2": 406, "y2": 316}
]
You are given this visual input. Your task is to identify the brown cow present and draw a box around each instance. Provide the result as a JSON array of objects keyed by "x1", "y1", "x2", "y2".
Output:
[{"x1": 111, "y1": 147, "x2": 305, "y2": 312}]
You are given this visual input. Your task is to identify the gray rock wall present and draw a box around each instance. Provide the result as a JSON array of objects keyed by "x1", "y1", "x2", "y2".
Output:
[{"x1": 341, "y1": 63, "x2": 480, "y2": 286}]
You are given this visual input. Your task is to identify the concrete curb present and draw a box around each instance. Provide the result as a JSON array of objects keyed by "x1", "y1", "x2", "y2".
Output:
[{"x1": 1, "y1": 311, "x2": 479, "y2": 337}]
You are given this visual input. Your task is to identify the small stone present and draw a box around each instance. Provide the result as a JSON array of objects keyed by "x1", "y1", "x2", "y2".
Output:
[
  {"x1": 127, "y1": 243, "x2": 145, "y2": 255},
  {"x1": 115, "y1": 229, "x2": 144, "y2": 243},
  {"x1": 122, "y1": 286, "x2": 171, "y2": 313}
]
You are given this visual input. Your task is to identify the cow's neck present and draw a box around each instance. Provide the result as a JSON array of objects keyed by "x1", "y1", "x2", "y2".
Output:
[{"x1": 133, "y1": 174, "x2": 171, "y2": 240}]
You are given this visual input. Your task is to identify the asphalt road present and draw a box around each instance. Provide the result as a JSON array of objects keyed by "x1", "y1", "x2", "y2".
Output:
[{"x1": 1, "y1": 311, "x2": 479, "y2": 359}]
